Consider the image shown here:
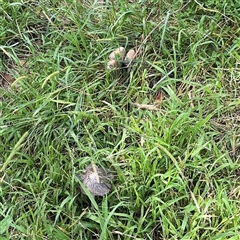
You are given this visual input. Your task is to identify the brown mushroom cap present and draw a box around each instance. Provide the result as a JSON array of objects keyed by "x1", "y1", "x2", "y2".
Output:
[
  {"x1": 107, "y1": 59, "x2": 119, "y2": 70},
  {"x1": 124, "y1": 49, "x2": 136, "y2": 62},
  {"x1": 109, "y1": 47, "x2": 126, "y2": 61}
]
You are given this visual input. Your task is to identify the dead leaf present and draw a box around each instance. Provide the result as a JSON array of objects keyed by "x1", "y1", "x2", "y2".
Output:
[
  {"x1": 154, "y1": 90, "x2": 164, "y2": 104},
  {"x1": 229, "y1": 186, "x2": 240, "y2": 199},
  {"x1": 1, "y1": 72, "x2": 14, "y2": 83},
  {"x1": 134, "y1": 103, "x2": 159, "y2": 111}
]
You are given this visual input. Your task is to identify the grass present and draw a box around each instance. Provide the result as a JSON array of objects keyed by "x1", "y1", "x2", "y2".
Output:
[{"x1": 0, "y1": 0, "x2": 240, "y2": 239}]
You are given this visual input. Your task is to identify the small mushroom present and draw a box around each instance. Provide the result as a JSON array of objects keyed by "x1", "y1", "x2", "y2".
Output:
[
  {"x1": 124, "y1": 49, "x2": 136, "y2": 62},
  {"x1": 109, "y1": 47, "x2": 126, "y2": 61},
  {"x1": 107, "y1": 59, "x2": 119, "y2": 70},
  {"x1": 123, "y1": 49, "x2": 136, "y2": 69},
  {"x1": 79, "y1": 163, "x2": 114, "y2": 197}
]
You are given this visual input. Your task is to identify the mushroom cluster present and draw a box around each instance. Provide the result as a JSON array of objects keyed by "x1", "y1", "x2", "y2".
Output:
[
  {"x1": 107, "y1": 47, "x2": 136, "y2": 70},
  {"x1": 79, "y1": 163, "x2": 114, "y2": 197}
]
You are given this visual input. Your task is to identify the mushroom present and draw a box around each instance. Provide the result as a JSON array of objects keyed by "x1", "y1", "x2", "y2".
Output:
[
  {"x1": 124, "y1": 49, "x2": 136, "y2": 63},
  {"x1": 79, "y1": 163, "x2": 114, "y2": 197},
  {"x1": 108, "y1": 47, "x2": 126, "y2": 61},
  {"x1": 107, "y1": 47, "x2": 136, "y2": 70},
  {"x1": 107, "y1": 59, "x2": 119, "y2": 70}
]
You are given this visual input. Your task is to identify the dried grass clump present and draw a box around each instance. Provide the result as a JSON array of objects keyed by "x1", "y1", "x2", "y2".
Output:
[{"x1": 79, "y1": 164, "x2": 114, "y2": 197}]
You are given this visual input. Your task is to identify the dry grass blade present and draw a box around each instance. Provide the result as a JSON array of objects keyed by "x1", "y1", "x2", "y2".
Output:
[{"x1": 133, "y1": 102, "x2": 159, "y2": 111}]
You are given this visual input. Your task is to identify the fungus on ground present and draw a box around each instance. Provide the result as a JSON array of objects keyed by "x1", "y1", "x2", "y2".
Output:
[
  {"x1": 79, "y1": 163, "x2": 114, "y2": 197},
  {"x1": 108, "y1": 47, "x2": 126, "y2": 61},
  {"x1": 123, "y1": 49, "x2": 136, "y2": 65},
  {"x1": 107, "y1": 46, "x2": 136, "y2": 70},
  {"x1": 107, "y1": 47, "x2": 126, "y2": 70}
]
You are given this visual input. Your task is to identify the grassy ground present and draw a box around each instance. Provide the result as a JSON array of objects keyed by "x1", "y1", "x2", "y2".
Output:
[{"x1": 0, "y1": 0, "x2": 240, "y2": 239}]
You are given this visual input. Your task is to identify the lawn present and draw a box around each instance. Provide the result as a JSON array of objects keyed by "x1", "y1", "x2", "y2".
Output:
[{"x1": 0, "y1": 0, "x2": 240, "y2": 239}]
